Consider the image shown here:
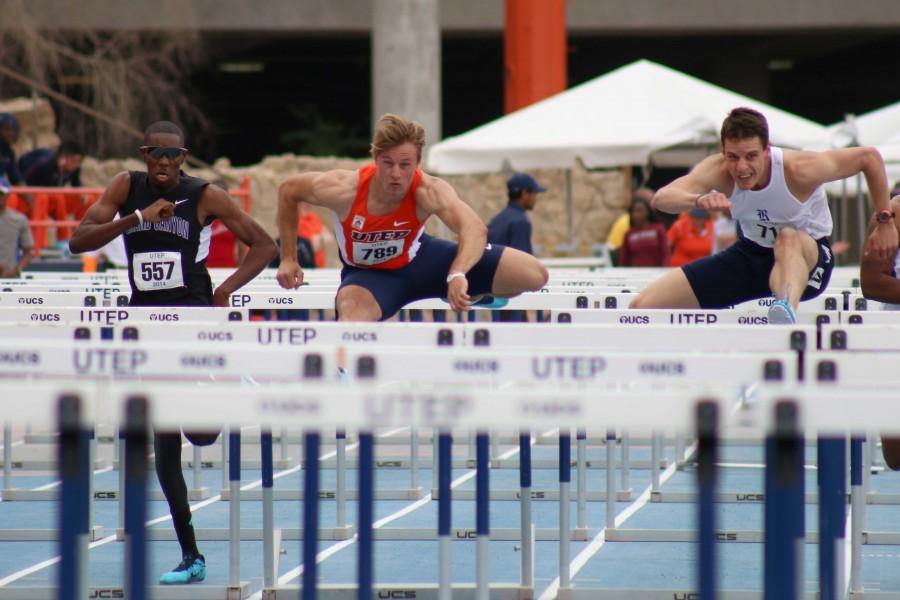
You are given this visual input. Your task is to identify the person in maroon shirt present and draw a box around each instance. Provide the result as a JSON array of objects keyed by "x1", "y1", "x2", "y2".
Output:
[{"x1": 618, "y1": 197, "x2": 670, "y2": 267}]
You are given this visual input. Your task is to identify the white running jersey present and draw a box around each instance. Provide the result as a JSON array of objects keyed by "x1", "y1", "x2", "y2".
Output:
[{"x1": 729, "y1": 146, "x2": 833, "y2": 248}]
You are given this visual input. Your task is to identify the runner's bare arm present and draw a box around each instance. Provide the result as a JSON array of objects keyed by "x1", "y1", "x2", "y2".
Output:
[
  {"x1": 653, "y1": 155, "x2": 733, "y2": 213},
  {"x1": 791, "y1": 147, "x2": 896, "y2": 259},
  {"x1": 417, "y1": 174, "x2": 487, "y2": 311},
  {"x1": 276, "y1": 169, "x2": 355, "y2": 288},
  {"x1": 69, "y1": 172, "x2": 178, "y2": 253},
  {"x1": 199, "y1": 184, "x2": 277, "y2": 306}
]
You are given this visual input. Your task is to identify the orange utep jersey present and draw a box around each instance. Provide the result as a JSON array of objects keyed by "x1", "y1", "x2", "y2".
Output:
[{"x1": 334, "y1": 164, "x2": 427, "y2": 269}]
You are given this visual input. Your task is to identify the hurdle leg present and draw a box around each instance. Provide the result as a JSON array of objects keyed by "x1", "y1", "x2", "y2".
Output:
[
  {"x1": 576, "y1": 429, "x2": 587, "y2": 534},
  {"x1": 696, "y1": 401, "x2": 718, "y2": 600},
  {"x1": 221, "y1": 432, "x2": 228, "y2": 493},
  {"x1": 620, "y1": 431, "x2": 631, "y2": 499},
  {"x1": 118, "y1": 428, "x2": 126, "y2": 537},
  {"x1": 519, "y1": 431, "x2": 533, "y2": 590},
  {"x1": 764, "y1": 401, "x2": 803, "y2": 600},
  {"x1": 78, "y1": 428, "x2": 90, "y2": 597},
  {"x1": 475, "y1": 432, "x2": 490, "y2": 600},
  {"x1": 3, "y1": 423, "x2": 11, "y2": 495},
  {"x1": 605, "y1": 429, "x2": 615, "y2": 530},
  {"x1": 651, "y1": 431, "x2": 662, "y2": 494},
  {"x1": 88, "y1": 430, "x2": 97, "y2": 539},
  {"x1": 229, "y1": 429, "x2": 241, "y2": 591},
  {"x1": 336, "y1": 429, "x2": 347, "y2": 534},
  {"x1": 302, "y1": 431, "x2": 321, "y2": 600},
  {"x1": 261, "y1": 428, "x2": 277, "y2": 589},
  {"x1": 410, "y1": 428, "x2": 421, "y2": 497},
  {"x1": 431, "y1": 433, "x2": 439, "y2": 497},
  {"x1": 192, "y1": 443, "x2": 209, "y2": 499},
  {"x1": 818, "y1": 436, "x2": 847, "y2": 600},
  {"x1": 559, "y1": 429, "x2": 571, "y2": 590},
  {"x1": 850, "y1": 436, "x2": 865, "y2": 594},
  {"x1": 675, "y1": 428, "x2": 686, "y2": 469},
  {"x1": 58, "y1": 394, "x2": 86, "y2": 600},
  {"x1": 437, "y1": 431, "x2": 452, "y2": 600},
  {"x1": 123, "y1": 397, "x2": 149, "y2": 600},
  {"x1": 358, "y1": 432, "x2": 375, "y2": 600}
]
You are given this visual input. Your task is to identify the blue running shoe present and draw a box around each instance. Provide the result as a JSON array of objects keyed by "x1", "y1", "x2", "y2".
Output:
[
  {"x1": 159, "y1": 554, "x2": 206, "y2": 585},
  {"x1": 767, "y1": 298, "x2": 797, "y2": 324},
  {"x1": 470, "y1": 295, "x2": 509, "y2": 309}
]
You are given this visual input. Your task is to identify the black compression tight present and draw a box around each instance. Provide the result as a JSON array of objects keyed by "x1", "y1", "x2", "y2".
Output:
[{"x1": 154, "y1": 431, "x2": 200, "y2": 559}]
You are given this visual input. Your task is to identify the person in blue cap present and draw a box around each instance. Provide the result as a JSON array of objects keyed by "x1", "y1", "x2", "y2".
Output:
[
  {"x1": 0, "y1": 113, "x2": 22, "y2": 185},
  {"x1": 486, "y1": 172, "x2": 546, "y2": 321},
  {"x1": 487, "y1": 172, "x2": 546, "y2": 256}
]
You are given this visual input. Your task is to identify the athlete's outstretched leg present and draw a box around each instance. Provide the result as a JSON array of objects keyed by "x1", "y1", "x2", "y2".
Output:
[
  {"x1": 629, "y1": 268, "x2": 701, "y2": 309},
  {"x1": 335, "y1": 284, "x2": 383, "y2": 321},
  {"x1": 489, "y1": 248, "x2": 548, "y2": 297},
  {"x1": 768, "y1": 228, "x2": 819, "y2": 308}
]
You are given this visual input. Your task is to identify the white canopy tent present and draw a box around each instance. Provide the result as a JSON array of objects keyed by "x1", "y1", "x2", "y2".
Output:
[
  {"x1": 427, "y1": 59, "x2": 828, "y2": 174},
  {"x1": 827, "y1": 102, "x2": 900, "y2": 195}
]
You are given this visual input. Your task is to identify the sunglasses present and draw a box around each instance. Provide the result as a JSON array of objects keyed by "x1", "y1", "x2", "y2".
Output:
[{"x1": 139, "y1": 146, "x2": 188, "y2": 160}]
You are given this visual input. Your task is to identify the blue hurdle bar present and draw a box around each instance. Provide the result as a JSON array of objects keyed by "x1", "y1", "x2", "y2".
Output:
[
  {"x1": 696, "y1": 401, "x2": 718, "y2": 600},
  {"x1": 357, "y1": 432, "x2": 374, "y2": 600},
  {"x1": 123, "y1": 396, "x2": 149, "y2": 600},
  {"x1": 559, "y1": 429, "x2": 571, "y2": 590},
  {"x1": 58, "y1": 394, "x2": 85, "y2": 600},
  {"x1": 519, "y1": 431, "x2": 534, "y2": 589},
  {"x1": 261, "y1": 428, "x2": 276, "y2": 588},
  {"x1": 303, "y1": 432, "x2": 321, "y2": 600},
  {"x1": 818, "y1": 436, "x2": 846, "y2": 600},
  {"x1": 764, "y1": 401, "x2": 803, "y2": 600},
  {"x1": 229, "y1": 430, "x2": 241, "y2": 588},
  {"x1": 438, "y1": 431, "x2": 452, "y2": 600},
  {"x1": 476, "y1": 432, "x2": 490, "y2": 600},
  {"x1": 850, "y1": 436, "x2": 864, "y2": 593}
]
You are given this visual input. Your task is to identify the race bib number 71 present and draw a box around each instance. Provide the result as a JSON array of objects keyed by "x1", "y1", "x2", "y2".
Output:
[{"x1": 132, "y1": 251, "x2": 185, "y2": 291}]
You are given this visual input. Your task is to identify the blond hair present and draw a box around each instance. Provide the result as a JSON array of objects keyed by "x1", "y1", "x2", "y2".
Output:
[{"x1": 370, "y1": 114, "x2": 426, "y2": 159}]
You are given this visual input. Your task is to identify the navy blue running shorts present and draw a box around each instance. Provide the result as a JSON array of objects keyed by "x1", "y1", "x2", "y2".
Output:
[
  {"x1": 682, "y1": 235, "x2": 834, "y2": 309},
  {"x1": 338, "y1": 234, "x2": 507, "y2": 320}
]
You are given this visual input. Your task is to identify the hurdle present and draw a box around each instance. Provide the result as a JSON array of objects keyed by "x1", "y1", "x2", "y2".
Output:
[{"x1": 8, "y1": 379, "x2": 892, "y2": 599}]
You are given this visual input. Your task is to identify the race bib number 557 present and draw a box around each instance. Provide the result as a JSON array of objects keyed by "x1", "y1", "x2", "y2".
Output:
[{"x1": 132, "y1": 251, "x2": 185, "y2": 291}]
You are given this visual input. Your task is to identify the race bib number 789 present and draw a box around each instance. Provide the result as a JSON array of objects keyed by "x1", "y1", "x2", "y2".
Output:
[{"x1": 132, "y1": 251, "x2": 185, "y2": 291}]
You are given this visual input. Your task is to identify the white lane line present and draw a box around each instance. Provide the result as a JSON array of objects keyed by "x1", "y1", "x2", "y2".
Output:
[
  {"x1": 537, "y1": 442, "x2": 694, "y2": 600},
  {"x1": 32, "y1": 466, "x2": 115, "y2": 491}
]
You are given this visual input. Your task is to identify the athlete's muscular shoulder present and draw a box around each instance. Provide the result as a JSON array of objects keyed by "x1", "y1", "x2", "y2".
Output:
[
  {"x1": 282, "y1": 169, "x2": 358, "y2": 212},
  {"x1": 414, "y1": 172, "x2": 458, "y2": 217}
]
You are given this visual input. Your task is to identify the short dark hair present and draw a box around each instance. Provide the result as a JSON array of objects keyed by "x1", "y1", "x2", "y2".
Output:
[
  {"x1": 720, "y1": 107, "x2": 769, "y2": 148},
  {"x1": 144, "y1": 121, "x2": 184, "y2": 145},
  {"x1": 58, "y1": 141, "x2": 82, "y2": 157}
]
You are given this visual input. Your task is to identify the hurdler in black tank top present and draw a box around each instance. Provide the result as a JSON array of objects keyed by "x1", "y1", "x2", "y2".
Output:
[{"x1": 119, "y1": 171, "x2": 213, "y2": 307}]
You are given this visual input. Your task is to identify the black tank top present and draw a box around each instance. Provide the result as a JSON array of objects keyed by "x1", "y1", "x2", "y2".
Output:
[{"x1": 119, "y1": 171, "x2": 213, "y2": 306}]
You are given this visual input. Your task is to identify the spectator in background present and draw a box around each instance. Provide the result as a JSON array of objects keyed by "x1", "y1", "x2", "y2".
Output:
[
  {"x1": 298, "y1": 201, "x2": 333, "y2": 268},
  {"x1": 19, "y1": 141, "x2": 83, "y2": 188},
  {"x1": 487, "y1": 172, "x2": 546, "y2": 256},
  {"x1": 205, "y1": 180, "x2": 244, "y2": 269},
  {"x1": 0, "y1": 114, "x2": 22, "y2": 185},
  {"x1": 13, "y1": 141, "x2": 85, "y2": 246},
  {"x1": 618, "y1": 196, "x2": 670, "y2": 267},
  {"x1": 487, "y1": 172, "x2": 546, "y2": 321},
  {"x1": 667, "y1": 207, "x2": 714, "y2": 267},
  {"x1": 0, "y1": 177, "x2": 33, "y2": 277},
  {"x1": 607, "y1": 187, "x2": 654, "y2": 266}
]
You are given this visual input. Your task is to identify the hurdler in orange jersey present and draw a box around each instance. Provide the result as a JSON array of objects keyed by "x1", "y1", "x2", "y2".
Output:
[{"x1": 276, "y1": 113, "x2": 548, "y2": 322}]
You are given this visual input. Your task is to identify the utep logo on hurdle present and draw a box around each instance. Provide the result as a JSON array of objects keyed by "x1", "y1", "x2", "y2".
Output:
[
  {"x1": 73, "y1": 349, "x2": 147, "y2": 375},
  {"x1": 364, "y1": 393, "x2": 472, "y2": 427}
]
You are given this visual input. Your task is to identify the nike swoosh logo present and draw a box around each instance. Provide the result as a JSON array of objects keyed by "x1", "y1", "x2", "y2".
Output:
[
  {"x1": 173, "y1": 199, "x2": 189, "y2": 205},
  {"x1": 393, "y1": 220, "x2": 409, "y2": 226}
]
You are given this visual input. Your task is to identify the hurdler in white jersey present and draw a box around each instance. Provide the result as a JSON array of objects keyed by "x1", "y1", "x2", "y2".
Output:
[{"x1": 631, "y1": 106, "x2": 897, "y2": 324}]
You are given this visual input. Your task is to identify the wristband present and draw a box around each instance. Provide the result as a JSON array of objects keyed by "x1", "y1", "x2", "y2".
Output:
[
  {"x1": 446, "y1": 272, "x2": 466, "y2": 284},
  {"x1": 134, "y1": 209, "x2": 144, "y2": 224}
]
